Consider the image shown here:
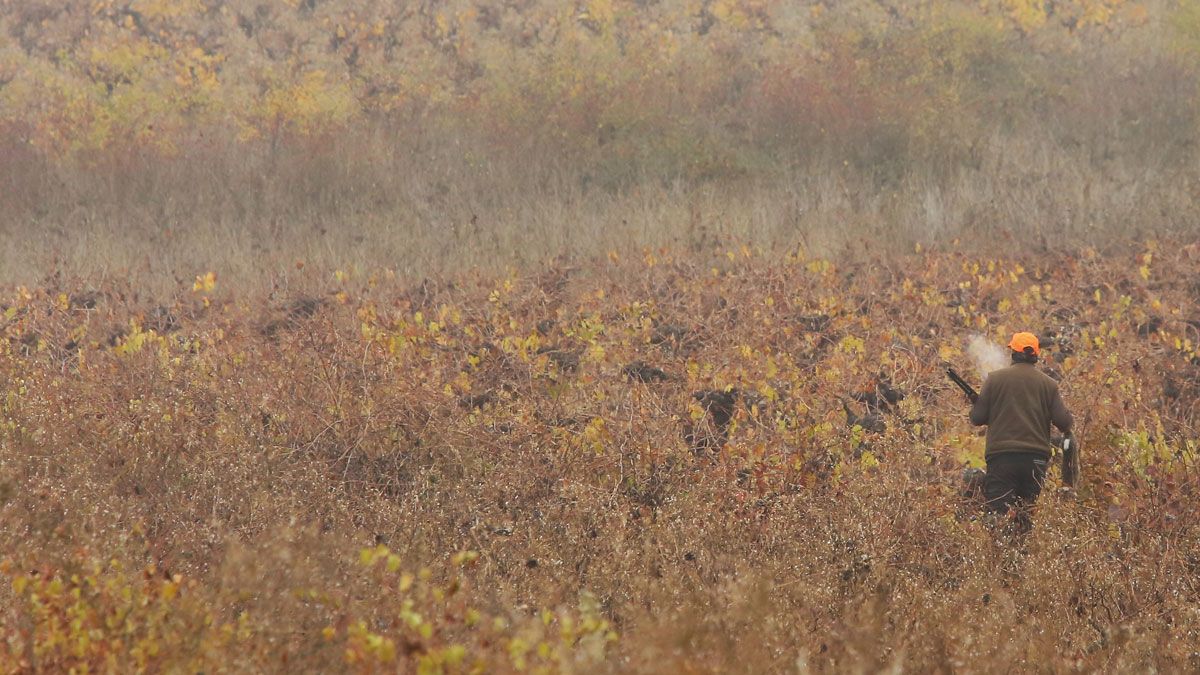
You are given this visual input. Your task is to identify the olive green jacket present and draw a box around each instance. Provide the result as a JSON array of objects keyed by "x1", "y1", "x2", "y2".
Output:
[{"x1": 969, "y1": 363, "x2": 1073, "y2": 459}]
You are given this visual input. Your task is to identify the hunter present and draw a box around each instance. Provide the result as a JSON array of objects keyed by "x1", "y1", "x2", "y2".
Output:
[{"x1": 969, "y1": 332, "x2": 1074, "y2": 531}]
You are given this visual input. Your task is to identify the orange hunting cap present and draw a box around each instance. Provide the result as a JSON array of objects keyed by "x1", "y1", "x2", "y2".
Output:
[{"x1": 1008, "y1": 332, "x2": 1040, "y2": 356}]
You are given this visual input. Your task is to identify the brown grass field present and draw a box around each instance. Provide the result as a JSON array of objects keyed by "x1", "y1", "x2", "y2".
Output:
[
  {"x1": 4, "y1": 0, "x2": 1200, "y2": 290},
  {"x1": 4, "y1": 1, "x2": 1200, "y2": 672},
  {"x1": 2, "y1": 241, "x2": 1199, "y2": 672}
]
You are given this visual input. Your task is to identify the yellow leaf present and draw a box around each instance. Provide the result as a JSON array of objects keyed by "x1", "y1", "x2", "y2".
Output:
[{"x1": 192, "y1": 271, "x2": 216, "y2": 293}]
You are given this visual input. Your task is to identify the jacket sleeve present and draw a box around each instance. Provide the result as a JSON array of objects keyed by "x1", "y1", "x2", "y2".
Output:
[
  {"x1": 969, "y1": 381, "x2": 990, "y2": 426},
  {"x1": 1050, "y1": 384, "x2": 1073, "y2": 433}
]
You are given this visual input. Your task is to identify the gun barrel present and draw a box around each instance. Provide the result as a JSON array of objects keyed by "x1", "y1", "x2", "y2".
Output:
[{"x1": 946, "y1": 368, "x2": 979, "y2": 403}]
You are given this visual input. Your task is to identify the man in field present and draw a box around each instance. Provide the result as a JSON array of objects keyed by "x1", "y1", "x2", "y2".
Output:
[{"x1": 969, "y1": 332, "x2": 1074, "y2": 532}]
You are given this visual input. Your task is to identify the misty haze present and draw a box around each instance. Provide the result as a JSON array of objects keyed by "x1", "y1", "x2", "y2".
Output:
[{"x1": 1, "y1": 1, "x2": 1198, "y2": 672}]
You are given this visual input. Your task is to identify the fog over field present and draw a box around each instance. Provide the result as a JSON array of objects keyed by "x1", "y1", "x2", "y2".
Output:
[
  {"x1": 2, "y1": 0, "x2": 1199, "y2": 285},
  {"x1": 1, "y1": 1, "x2": 1199, "y2": 672}
]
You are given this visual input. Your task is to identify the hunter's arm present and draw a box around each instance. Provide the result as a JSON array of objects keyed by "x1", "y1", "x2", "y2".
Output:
[
  {"x1": 969, "y1": 382, "x2": 990, "y2": 426},
  {"x1": 1051, "y1": 385, "x2": 1073, "y2": 434}
]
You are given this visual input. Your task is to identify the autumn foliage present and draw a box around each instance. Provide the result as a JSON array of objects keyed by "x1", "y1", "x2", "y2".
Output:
[
  {"x1": 2, "y1": 1, "x2": 1200, "y2": 670},
  {"x1": 2, "y1": 239, "x2": 1199, "y2": 671},
  {"x1": 0, "y1": 0, "x2": 1185, "y2": 159},
  {"x1": 2, "y1": 0, "x2": 1199, "y2": 284}
]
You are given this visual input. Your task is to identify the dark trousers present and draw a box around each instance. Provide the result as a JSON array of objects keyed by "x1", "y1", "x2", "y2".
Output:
[{"x1": 984, "y1": 453, "x2": 1048, "y2": 532}]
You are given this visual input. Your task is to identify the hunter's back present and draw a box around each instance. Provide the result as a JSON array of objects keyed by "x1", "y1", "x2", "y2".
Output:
[{"x1": 970, "y1": 363, "x2": 1071, "y2": 459}]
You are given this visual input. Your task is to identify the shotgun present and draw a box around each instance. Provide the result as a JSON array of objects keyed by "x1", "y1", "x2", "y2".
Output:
[{"x1": 946, "y1": 368, "x2": 978, "y2": 404}]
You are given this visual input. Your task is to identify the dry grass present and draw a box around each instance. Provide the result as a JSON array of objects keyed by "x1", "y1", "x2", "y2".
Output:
[
  {"x1": 2, "y1": 242, "x2": 1199, "y2": 672},
  {"x1": 3, "y1": 1, "x2": 1200, "y2": 288},
  {"x1": 2, "y1": 123, "x2": 1197, "y2": 293},
  {"x1": 3, "y1": 2, "x2": 1200, "y2": 670}
]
